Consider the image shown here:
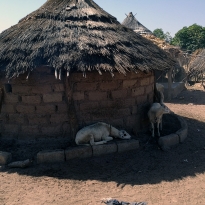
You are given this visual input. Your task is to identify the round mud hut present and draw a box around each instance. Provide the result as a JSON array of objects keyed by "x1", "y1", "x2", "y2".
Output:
[{"x1": 0, "y1": 0, "x2": 174, "y2": 142}]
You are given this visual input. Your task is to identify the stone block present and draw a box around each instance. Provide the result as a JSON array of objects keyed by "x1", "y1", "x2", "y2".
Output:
[
  {"x1": 123, "y1": 79, "x2": 138, "y2": 88},
  {"x1": 43, "y1": 93, "x2": 62, "y2": 103},
  {"x1": 22, "y1": 96, "x2": 41, "y2": 104},
  {"x1": 37, "y1": 150, "x2": 65, "y2": 164},
  {"x1": 36, "y1": 105, "x2": 56, "y2": 114},
  {"x1": 176, "y1": 128, "x2": 188, "y2": 143},
  {"x1": 9, "y1": 114, "x2": 25, "y2": 124},
  {"x1": 132, "y1": 87, "x2": 145, "y2": 97},
  {"x1": 73, "y1": 92, "x2": 85, "y2": 101},
  {"x1": 56, "y1": 103, "x2": 68, "y2": 113},
  {"x1": 140, "y1": 77, "x2": 150, "y2": 86},
  {"x1": 100, "y1": 81, "x2": 120, "y2": 91},
  {"x1": 1, "y1": 104, "x2": 15, "y2": 113},
  {"x1": 158, "y1": 134, "x2": 180, "y2": 150},
  {"x1": 88, "y1": 91, "x2": 107, "y2": 101},
  {"x1": 16, "y1": 105, "x2": 35, "y2": 114},
  {"x1": 4, "y1": 93, "x2": 19, "y2": 103},
  {"x1": 53, "y1": 84, "x2": 65, "y2": 92},
  {"x1": 0, "y1": 151, "x2": 12, "y2": 165},
  {"x1": 41, "y1": 125, "x2": 62, "y2": 137},
  {"x1": 50, "y1": 114, "x2": 68, "y2": 124},
  {"x1": 116, "y1": 139, "x2": 139, "y2": 153},
  {"x1": 80, "y1": 102, "x2": 99, "y2": 110},
  {"x1": 12, "y1": 85, "x2": 32, "y2": 94},
  {"x1": 92, "y1": 142, "x2": 117, "y2": 156},
  {"x1": 31, "y1": 85, "x2": 52, "y2": 94},
  {"x1": 21, "y1": 125, "x2": 39, "y2": 135},
  {"x1": 146, "y1": 84, "x2": 154, "y2": 94},
  {"x1": 74, "y1": 82, "x2": 97, "y2": 91},
  {"x1": 65, "y1": 146, "x2": 92, "y2": 160},
  {"x1": 112, "y1": 89, "x2": 127, "y2": 99}
]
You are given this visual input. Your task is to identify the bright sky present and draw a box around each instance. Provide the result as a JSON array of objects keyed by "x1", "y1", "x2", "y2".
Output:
[{"x1": 0, "y1": 0, "x2": 205, "y2": 37}]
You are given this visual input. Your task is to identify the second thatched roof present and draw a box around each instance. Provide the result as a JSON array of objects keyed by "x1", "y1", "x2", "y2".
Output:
[
  {"x1": 122, "y1": 12, "x2": 152, "y2": 35},
  {"x1": 0, "y1": 0, "x2": 173, "y2": 79}
]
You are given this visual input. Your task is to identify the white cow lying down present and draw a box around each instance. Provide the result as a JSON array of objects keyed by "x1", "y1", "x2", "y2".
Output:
[{"x1": 75, "y1": 122, "x2": 131, "y2": 146}]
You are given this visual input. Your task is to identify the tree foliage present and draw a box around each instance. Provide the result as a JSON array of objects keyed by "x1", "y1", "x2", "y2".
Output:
[
  {"x1": 153, "y1": 28, "x2": 172, "y2": 43},
  {"x1": 171, "y1": 24, "x2": 205, "y2": 52}
]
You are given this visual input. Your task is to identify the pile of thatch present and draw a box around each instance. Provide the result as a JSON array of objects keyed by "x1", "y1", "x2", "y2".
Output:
[{"x1": 0, "y1": 0, "x2": 174, "y2": 79}]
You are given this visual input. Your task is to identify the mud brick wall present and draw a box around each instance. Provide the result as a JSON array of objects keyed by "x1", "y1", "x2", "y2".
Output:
[{"x1": 0, "y1": 67, "x2": 154, "y2": 141}]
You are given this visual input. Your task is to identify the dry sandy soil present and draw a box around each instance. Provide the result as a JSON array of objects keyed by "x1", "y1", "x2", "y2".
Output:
[{"x1": 1, "y1": 83, "x2": 205, "y2": 205}]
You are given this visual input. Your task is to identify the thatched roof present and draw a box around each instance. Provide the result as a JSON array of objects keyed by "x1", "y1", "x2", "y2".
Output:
[
  {"x1": 0, "y1": 0, "x2": 173, "y2": 79},
  {"x1": 189, "y1": 49, "x2": 205, "y2": 76},
  {"x1": 122, "y1": 12, "x2": 152, "y2": 35}
]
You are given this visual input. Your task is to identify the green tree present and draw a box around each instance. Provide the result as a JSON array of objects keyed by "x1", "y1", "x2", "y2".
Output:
[
  {"x1": 171, "y1": 24, "x2": 205, "y2": 52},
  {"x1": 153, "y1": 28, "x2": 165, "y2": 40},
  {"x1": 153, "y1": 29, "x2": 173, "y2": 43}
]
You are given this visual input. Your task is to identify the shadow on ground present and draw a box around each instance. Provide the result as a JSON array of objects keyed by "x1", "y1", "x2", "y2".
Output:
[
  {"x1": 166, "y1": 88, "x2": 205, "y2": 105},
  {"x1": 1, "y1": 115, "x2": 205, "y2": 186}
]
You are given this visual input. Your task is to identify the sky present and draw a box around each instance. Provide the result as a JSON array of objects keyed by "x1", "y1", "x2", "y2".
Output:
[{"x1": 0, "y1": 0, "x2": 205, "y2": 37}]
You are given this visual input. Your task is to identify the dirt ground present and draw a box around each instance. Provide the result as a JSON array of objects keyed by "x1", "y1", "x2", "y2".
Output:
[{"x1": 1, "y1": 83, "x2": 205, "y2": 205}]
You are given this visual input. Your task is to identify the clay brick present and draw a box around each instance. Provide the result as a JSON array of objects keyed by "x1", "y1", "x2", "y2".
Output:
[
  {"x1": 73, "y1": 92, "x2": 85, "y2": 101},
  {"x1": 21, "y1": 125, "x2": 39, "y2": 135},
  {"x1": 56, "y1": 103, "x2": 68, "y2": 113},
  {"x1": 136, "y1": 95, "x2": 147, "y2": 105},
  {"x1": 124, "y1": 98, "x2": 136, "y2": 107},
  {"x1": 4, "y1": 93, "x2": 19, "y2": 103},
  {"x1": 146, "y1": 84, "x2": 154, "y2": 94},
  {"x1": 124, "y1": 115, "x2": 138, "y2": 129},
  {"x1": 16, "y1": 105, "x2": 35, "y2": 114},
  {"x1": 0, "y1": 151, "x2": 12, "y2": 165},
  {"x1": 88, "y1": 91, "x2": 107, "y2": 101},
  {"x1": 112, "y1": 89, "x2": 127, "y2": 99},
  {"x1": 116, "y1": 108, "x2": 131, "y2": 117},
  {"x1": 100, "y1": 81, "x2": 120, "y2": 91},
  {"x1": 80, "y1": 102, "x2": 99, "y2": 110},
  {"x1": 41, "y1": 125, "x2": 62, "y2": 137},
  {"x1": 123, "y1": 79, "x2": 138, "y2": 88},
  {"x1": 36, "y1": 105, "x2": 56, "y2": 114},
  {"x1": 9, "y1": 114, "x2": 25, "y2": 124},
  {"x1": 131, "y1": 105, "x2": 138, "y2": 115},
  {"x1": 140, "y1": 77, "x2": 150, "y2": 86},
  {"x1": 132, "y1": 87, "x2": 145, "y2": 97},
  {"x1": 43, "y1": 93, "x2": 62, "y2": 103},
  {"x1": 74, "y1": 82, "x2": 98, "y2": 91},
  {"x1": 1, "y1": 104, "x2": 15, "y2": 113},
  {"x1": 116, "y1": 139, "x2": 139, "y2": 153},
  {"x1": 150, "y1": 75, "x2": 155, "y2": 84},
  {"x1": 50, "y1": 114, "x2": 68, "y2": 124},
  {"x1": 158, "y1": 134, "x2": 180, "y2": 150},
  {"x1": 37, "y1": 150, "x2": 65, "y2": 164},
  {"x1": 28, "y1": 115, "x2": 48, "y2": 125},
  {"x1": 12, "y1": 85, "x2": 32, "y2": 94},
  {"x1": 22, "y1": 96, "x2": 41, "y2": 104},
  {"x1": 92, "y1": 142, "x2": 117, "y2": 156},
  {"x1": 65, "y1": 146, "x2": 92, "y2": 160},
  {"x1": 53, "y1": 84, "x2": 65, "y2": 92},
  {"x1": 31, "y1": 85, "x2": 52, "y2": 94},
  {"x1": 3, "y1": 124, "x2": 19, "y2": 134}
]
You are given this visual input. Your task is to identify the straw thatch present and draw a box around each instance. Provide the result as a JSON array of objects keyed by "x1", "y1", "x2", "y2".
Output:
[
  {"x1": 189, "y1": 49, "x2": 205, "y2": 77},
  {"x1": 0, "y1": 0, "x2": 173, "y2": 79},
  {"x1": 122, "y1": 12, "x2": 152, "y2": 35}
]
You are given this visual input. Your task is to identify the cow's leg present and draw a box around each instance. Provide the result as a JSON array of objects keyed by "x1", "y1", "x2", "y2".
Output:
[
  {"x1": 103, "y1": 136, "x2": 113, "y2": 142},
  {"x1": 151, "y1": 122, "x2": 155, "y2": 137},
  {"x1": 160, "y1": 118, "x2": 163, "y2": 131},
  {"x1": 157, "y1": 120, "x2": 160, "y2": 136},
  {"x1": 90, "y1": 135, "x2": 107, "y2": 145}
]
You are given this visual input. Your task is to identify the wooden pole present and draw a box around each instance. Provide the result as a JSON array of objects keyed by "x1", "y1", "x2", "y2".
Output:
[{"x1": 167, "y1": 67, "x2": 173, "y2": 100}]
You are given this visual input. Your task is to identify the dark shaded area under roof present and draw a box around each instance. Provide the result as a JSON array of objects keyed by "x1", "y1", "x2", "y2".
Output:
[{"x1": 0, "y1": 0, "x2": 173, "y2": 79}]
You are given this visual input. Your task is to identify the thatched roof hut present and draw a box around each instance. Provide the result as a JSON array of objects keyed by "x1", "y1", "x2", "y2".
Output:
[
  {"x1": 122, "y1": 12, "x2": 152, "y2": 35},
  {"x1": 189, "y1": 49, "x2": 205, "y2": 79},
  {"x1": 0, "y1": 0, "x2": 172, "y2": 79},
  {"x1": 0, "y1": 0, "x2": 175, "y2": 141}
]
